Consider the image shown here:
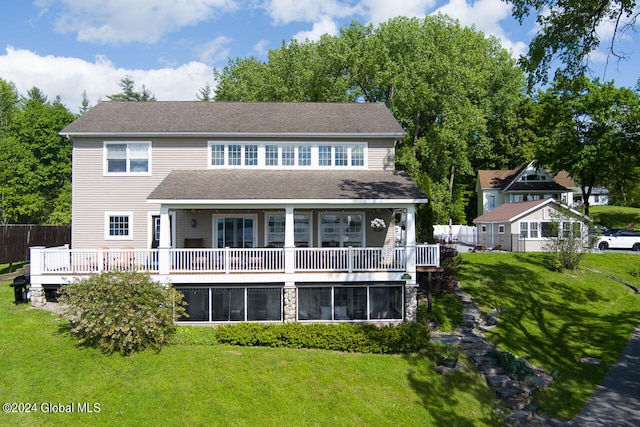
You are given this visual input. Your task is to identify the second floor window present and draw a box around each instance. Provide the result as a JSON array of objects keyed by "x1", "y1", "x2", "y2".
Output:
[
  {"x1": 208, "y1": 142, "x2": 367, "y2": 169},
  {"x1": 105, "y1": 142, "x2": 150, "y2": 174}
]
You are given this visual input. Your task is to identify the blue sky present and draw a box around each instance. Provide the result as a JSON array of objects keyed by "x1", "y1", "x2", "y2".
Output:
[{"x1": 0, "y1": 0, "x2": 637, "y2": 113}]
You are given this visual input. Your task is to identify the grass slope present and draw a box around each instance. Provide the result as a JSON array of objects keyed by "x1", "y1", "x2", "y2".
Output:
[
  {"x1": 589, "y1": 205, "x2": 640, "y2": 229},
  {"x1": 0, "y1": 284, "x2": 501, "y2": 427},
  {"x1": 457, "y1": 252, "x2": 640, "y2": 419}
]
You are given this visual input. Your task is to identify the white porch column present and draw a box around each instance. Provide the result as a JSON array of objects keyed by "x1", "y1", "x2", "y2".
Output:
[
  {"x1": 284, "y1": 206, "x2": 295, "y2": 274},
  {"x1": 158, "y1": 205, "x2": 171, "y2": 276},
  {"x1": 404, "y1": 204, "x2": 417, "y2": 285}
]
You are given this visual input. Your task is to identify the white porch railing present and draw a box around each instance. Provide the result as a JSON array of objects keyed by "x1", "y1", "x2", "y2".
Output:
[
  {"x1": 39, "y1": 248, "x2": 159, "y2": 274},
  {"x1": 34, "y1": 244, "x2": 440, "y2": 275},
  {"x1": 171, "y1": 248, "x2": 284, "y2": 273},
  {"x1": 295, "y1": 247, "x2": 407, "y2": 271}
]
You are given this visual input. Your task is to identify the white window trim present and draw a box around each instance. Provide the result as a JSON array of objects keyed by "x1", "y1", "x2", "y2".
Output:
[
  {"x1": 207, "y1": 141, "x2": 367, "y2": 169},
  {"x1": 498, "y1": 224, "x2": 505, "y2": 234},
  {"x1": 318, "y1": 212, "x2": 366, "y2": 247},
  {"x1": 103, "y1": 141, "x2": 151, "y2": 176},
  {"x1": 265, "y1": 212, "x2": 313, "y2": 247},
  {"x1": 105, "y1": 211, "x2": 134, "y2": 241},
  {"x1": 212, "y1": 214, "x2": 259, "y2": 248}
]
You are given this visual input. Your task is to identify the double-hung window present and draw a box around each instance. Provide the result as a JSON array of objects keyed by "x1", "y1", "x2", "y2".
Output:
[{"x1": 105, "y1": 142, "x2": 150, "y2": 174}]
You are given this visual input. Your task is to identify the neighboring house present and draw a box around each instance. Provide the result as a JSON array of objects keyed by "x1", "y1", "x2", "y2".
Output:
[
  {"x1": 576, "y1": 186, "x2": 609, "y2": 207},
  {"x1": 473, "y1": 198, "x2": 588, "y2": 252},
  {"x1": 476, "y1": 161, "x2": 577, "y2": 216},
  {"x1": 29, "y1": 101, "x2": 440, "y2": 324}
]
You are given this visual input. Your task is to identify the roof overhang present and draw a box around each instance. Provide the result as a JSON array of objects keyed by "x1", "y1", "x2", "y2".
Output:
[
  {"x1": 147, "y1": 198, "x2": 428, "y2": 209},
  {"x1": 61, "y1": 131, "x2": 406, "y2": 140}
]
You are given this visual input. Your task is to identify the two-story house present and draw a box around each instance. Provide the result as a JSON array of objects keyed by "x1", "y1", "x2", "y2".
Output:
[
  {"x1": 29, "y1": 102, "x2": 440, "y2": 324},
  {"x1": 476, "y1": 161, "x2": 577, "y2": 216}
]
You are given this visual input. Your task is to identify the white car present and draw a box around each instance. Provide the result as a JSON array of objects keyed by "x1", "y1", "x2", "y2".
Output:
[{"x1": 597, "y1": 229, "x2": 640, "y2": 251}]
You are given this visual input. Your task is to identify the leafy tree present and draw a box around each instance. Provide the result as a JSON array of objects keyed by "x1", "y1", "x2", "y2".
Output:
[
  {"x1": 536, "y1": 75, "x2": 640, "y2": 214},
  {"x1": 107, "y1": 76, "x2": 156, "y2": 101},
  {"x1": 0, "y1": 85, "x2": 75, "y2": 223},
  {"x1": 0, "y1": 79, "x2": 19, "y2": 135},
  {"x1": 214, "y1": 16, "x2": 528, "y2": 225},
  {"x1": 79, "y1": 90, "x2": 91, "y2": 114},
  {"x1": 196, "y1": 83, "x2": 213, "y2": 101},
  {"x1": 506, "y1": 0, "x2": 640, "y2": 86}
]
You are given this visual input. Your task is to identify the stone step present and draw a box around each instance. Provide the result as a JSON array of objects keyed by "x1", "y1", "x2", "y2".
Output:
[
  {"x1": 472, "y1": 355, "x2": 499, "y2": 366},
  {"x1": 461, "y1": 347, "x2": 492, "y2": 357},
  {"x1": 502, "y1": 395, "x2": 533, "y2": 411},
  {"x1": 479, "y1": 365, "x2": 504, "y2": 375},
  {"x1": 460, "y1": 335, "x2": 484, "y2": 344},
  {"x1": 430, "y1": 335, "x2": 461, "y2": 345},
  {"x1": 496, "y1": 385, "x2": 528, "y2": 399},
  {"x1": 486, "y1": 375, "x2": 512, "y2": 388}
]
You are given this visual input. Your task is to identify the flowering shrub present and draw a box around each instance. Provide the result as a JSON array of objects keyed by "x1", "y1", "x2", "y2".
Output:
[
  {"x1": 58, "y1": 271, "x2": 186, "y2": 355},
  {"x1": 370, "y1": 217, "x2": 386, "y2": 231}
]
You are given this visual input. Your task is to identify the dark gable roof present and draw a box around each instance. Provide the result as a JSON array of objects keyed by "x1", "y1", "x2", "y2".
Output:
[
  {"x1": 148, "y1": 170, "x2": 427, "y2": 202},
  {"x1": 477, "y1": 165, "x2": 576, "y2": 191},
  {"x1": 61, "y1": 101, "x2": 405, "y2": 136}
]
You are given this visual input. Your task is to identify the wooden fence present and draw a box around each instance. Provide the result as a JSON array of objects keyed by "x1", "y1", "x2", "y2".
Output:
[{"x1": 0, "y1": 225, "x2": 71, "y2": 264}]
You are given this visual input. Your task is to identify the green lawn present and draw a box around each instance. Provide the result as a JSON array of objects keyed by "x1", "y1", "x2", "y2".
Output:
[
  {"x1": 589, "y1": 205, "x2": 640, "y2": 229},
  {"x1": 457, "y1": 252, "x2": 640, "y2": 419},
  {"x1": 0, "y1": 284, "x2": 501, "y2": 427}
]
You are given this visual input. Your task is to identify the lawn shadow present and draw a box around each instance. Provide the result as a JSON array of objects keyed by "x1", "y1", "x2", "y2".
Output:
[
  {"x1": 403, "y1": 352, "x2": 501, "y2": 426},
  {"x1": 458, "y1": 255, "x2": 640, "y2": 416}
]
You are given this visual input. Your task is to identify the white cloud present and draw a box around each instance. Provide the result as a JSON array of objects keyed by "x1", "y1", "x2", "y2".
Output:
[
  {"x1": 253, "y1": 39, "x2": 270, "y2": 56},
  {"x1": 264, "y1": 0, "x2": 362, "y2": 24},
  {"x1": 196, "y1": 36, "x2": 233, "y2": 64},
  {"x1": 435, "y1": 0, "x2": 510, "y2": 35},
  {"x1": 42, "y1": 0, "x2": 238, "y2": 44},
  {"x1": 362, "y1": 0, "x2": 436, "y2": 24},
  {"x1": 0, "y1": 46, "x2": 213, "y2": 112},
  {"x1": 292, "y1": 16, "x2": 340, "y2": 42},
  {"x1": 434, "y1": 0, "x2": 527, "y2": 58}
]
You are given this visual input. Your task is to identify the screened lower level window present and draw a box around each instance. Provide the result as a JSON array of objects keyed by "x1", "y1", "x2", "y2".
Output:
[
  {"x1": 297, "y1": 285, "x2": 403, "y2": 321},
  {"x1": 177, "y1": 287, "x2": 282, "y2": 322}
]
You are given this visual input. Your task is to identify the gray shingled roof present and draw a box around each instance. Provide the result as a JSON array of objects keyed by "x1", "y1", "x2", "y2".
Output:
[
  {"x1": 61, "y1": 101, "x2": 405, "y2": 136},
  {"x1": 147, "y1": 170, "x2": 427, "y2": 202},
  {"x1": 474, "y1": 199, "x2": 551, "y2": 222}
]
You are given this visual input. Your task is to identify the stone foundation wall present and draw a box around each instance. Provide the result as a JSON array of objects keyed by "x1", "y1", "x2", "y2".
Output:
[
  {"x1": 404, "y1": 285, "x2": 418, "y2": 322},
  {"x1": 30, "y1": 287, "x2": 46, "y2": 307},
  {"x1": 283, "y1": 287, "x2": 296, "y2": 322}
]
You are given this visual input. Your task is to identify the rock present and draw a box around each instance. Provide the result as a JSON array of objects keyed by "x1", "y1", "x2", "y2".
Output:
[
  {"x1": 472, "y1": 355, "x2": 499, "y2": 366},
  {"x1": 487, "y1": 375, "x2": 512, "y2": 388},
  {"x1": 503, "y1": 411, "x2": 531, "y2": 425},
  {"x1": 479, "y1": 365, "x2": 505, "y2": 375},
  {"x1": 502, "y1": 395, "x2": 532, "y2": 410},
  {"x1": 578, "y1": 357, "x2": 602, "y2": 364},
  {"x1": 485, "y1": 314, "x2": 500, "y2": 325},
  {"x1": 431, "y1": 335, "x2": 461, "y2": 345},
  {"x1": 461, "y1": 335, "x2": 484, "y2": 343},
  {"x1": 495, "y1": 386, "x2": 524, "y2": 398}
]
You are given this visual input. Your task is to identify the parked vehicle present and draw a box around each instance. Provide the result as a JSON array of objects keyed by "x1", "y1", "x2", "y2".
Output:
[{"x1": 597, "y1": 229, "x2": 640, "y2": 251}]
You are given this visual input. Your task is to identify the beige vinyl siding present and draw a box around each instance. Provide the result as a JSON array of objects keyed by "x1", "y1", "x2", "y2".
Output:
[
  {"x1": 367, "y1": 140, "x2": 395, "y2": 170},
  {"x1": 72, "y1": 137, "x2": 210, "y2": 248},
  {"x1": 72, "y1": 136, "x2": 399, "y2": 248}
]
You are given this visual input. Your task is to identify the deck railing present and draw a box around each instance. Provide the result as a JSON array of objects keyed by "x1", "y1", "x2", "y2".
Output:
[{"x1": 35, "y1": 244, "x2": 440, "y2": 275}]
